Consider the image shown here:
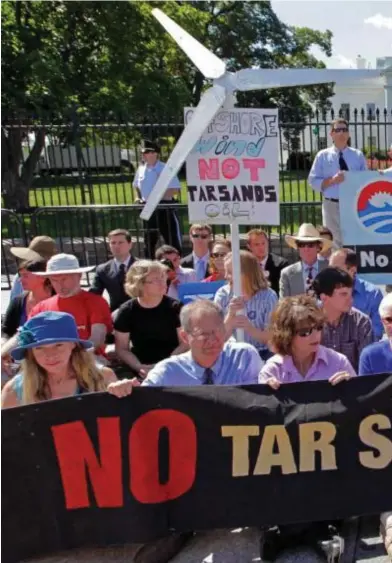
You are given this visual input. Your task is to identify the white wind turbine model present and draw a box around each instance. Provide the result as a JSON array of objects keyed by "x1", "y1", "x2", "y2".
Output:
[
  {"x1": 140, "y1": 9, "x2": 381, "y2": 340},
  {"x1": 141, "y1": 7, "x2": 381, "y2": 221}
]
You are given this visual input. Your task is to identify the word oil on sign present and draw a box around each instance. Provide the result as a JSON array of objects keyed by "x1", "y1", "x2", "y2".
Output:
[
  {"x1": 2, "y1": 375, "x2": 392, "y2": 563},
  {"x1": 184, "y1": 108, "x2": 279, "y2": 225},
  {"x1": 340, "y1": 172, "x2": 392, "y2": 284}
]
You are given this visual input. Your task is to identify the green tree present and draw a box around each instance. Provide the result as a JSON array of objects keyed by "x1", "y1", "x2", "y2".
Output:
[{"x1": 1, "y1": 0, "x2": 333, "y2": 209}]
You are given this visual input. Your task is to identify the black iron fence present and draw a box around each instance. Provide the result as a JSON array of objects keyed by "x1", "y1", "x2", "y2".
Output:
[
  {"x1": 2, "y1": 108, "x2": 391, "y2": 208},
  {"x1": 1, "y1": 202, "x2": 322, "y2": 289}
]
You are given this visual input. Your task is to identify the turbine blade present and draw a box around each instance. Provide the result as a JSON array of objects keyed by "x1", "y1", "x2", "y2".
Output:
[
  {"x1": 234, "y1": 68, "x2": 382, "y2": 91},
  {"x1": 152, "y1": 8, "x2": 226, "y2": 79},
  {"x1": 140, "y1": 85, "x2": 227, "y2": 221}
]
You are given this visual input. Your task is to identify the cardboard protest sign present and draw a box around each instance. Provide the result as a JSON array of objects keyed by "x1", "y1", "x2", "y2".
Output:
[{"x1": 184, "y1": 108, "x2": 279, "y2": 225}]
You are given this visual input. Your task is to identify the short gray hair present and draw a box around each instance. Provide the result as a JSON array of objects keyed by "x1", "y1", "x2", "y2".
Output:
[
  {"x1": 180, "y1": 300, "x2": 224, "y2": 333},
  {"x1": 379, "y1": 293, "x2": 392, "y2": 317}
]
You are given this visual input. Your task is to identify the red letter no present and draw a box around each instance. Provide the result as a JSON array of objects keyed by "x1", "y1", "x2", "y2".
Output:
[
  {"x1": 51, "y1": 418, "x2": 123, "y2": 509},
  {"x1": 129, "y1": 409, "x2": 197, "y2": 504}
]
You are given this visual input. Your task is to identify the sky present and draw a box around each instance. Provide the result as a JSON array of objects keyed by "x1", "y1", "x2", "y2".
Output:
[{"x1": 271, "y1": 0, "x2": 392, "y2": 69}]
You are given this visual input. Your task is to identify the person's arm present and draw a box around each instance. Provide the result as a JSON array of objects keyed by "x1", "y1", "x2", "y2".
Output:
[
  {"x1": 359, "y1": 151, "x2": 368, "y2": 171},
  {"x1": 10, "y1": 275, "x2": 23, "y2": 301},
  {"x1": 1, "y1": 378, "x2": 20, "y2": 409},
  {"x1": 279, "y1": 269, "x2": 290, "y2": 299},
  {"x1": 1, "y1": 334, "x2": 19, "y2": 359},
  {"x1": 132, "y1": 167, "x2": 142, "y2": 201},
  {"x1": 90, "y1": 323, "x2": 108, "y2": 349},
  {"x1": 101, "y1": 366, "x2": 117, "y2": 386},
  {"x1": 308, "y1": 153, "x2": 344, "y2": 192},
  {"x1": 258, "y1": 361, "x2": 281, "y2": 389},
  {"x1": 89, "y1": 269, "x2": 105, "y2": 296},
  {"x1": 114, "y1": 331, "x2": 153, "y2": 378},
  {"x1": 1, "y1": 295, "x2": 23, "y2": 340}
]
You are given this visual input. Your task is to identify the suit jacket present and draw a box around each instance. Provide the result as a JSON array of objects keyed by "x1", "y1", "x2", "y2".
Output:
[
  {"x1": 180, "y1": 253, "x2": 210, "y2": 278},
  {"x1": 279, "y1": 259, "x2": 327, "y2": 299},
  {"x1": 89, "y1": 255, "x2": 136, "y2": 312},
  {"x1": 264, "y1": 253, "x2": 289, "y2": 295}
]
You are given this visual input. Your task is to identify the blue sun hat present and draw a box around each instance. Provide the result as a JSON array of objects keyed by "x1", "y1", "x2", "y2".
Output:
[{"x1": 12, "y1": 311, "x2": 93, "y2": 361}]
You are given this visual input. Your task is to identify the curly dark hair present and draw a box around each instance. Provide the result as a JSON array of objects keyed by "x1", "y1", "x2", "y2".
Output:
[{"x1": 268, "y1": 295, "x2": 326, "y2": 356}]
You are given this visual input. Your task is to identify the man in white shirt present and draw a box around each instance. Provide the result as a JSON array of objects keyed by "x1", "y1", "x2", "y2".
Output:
[
  {"x1": 308, "y1": 118, "x2": 367, "y2": 247},
  {"x1": 181, "y1": 224, "x2": 212, "y2": 281},
  {"x1": 133, "y1": 140, "x2": 182, "y2": 258},
  {"x1": 155, "y1": 245, "x2": 197, "y2": 300}
]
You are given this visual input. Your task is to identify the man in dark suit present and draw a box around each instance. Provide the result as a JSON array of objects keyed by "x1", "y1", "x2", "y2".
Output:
[
  {"x1": 246, "y1": 228, "x2": 288, "y2": 295},
  {"x1": 180, "y1": 223, "x2": 212, "y2": 281},
  {"x1": 90, "y1": 229, "x2": 137, "y2": 313}
]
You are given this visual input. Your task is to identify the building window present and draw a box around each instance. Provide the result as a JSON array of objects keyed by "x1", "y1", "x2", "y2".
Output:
[
  {"x1": 366, "y1": 102, "x2": 376, "y2": 119},
  {"x1": 367, "y1": 136, "x2": 377, "y2": 149},
  {"x1": 318, "y1": 137, "x2": 327, "y2": 150},
  {"x1": 340, "y1": 104, "x2": 350, "y2": 118}
]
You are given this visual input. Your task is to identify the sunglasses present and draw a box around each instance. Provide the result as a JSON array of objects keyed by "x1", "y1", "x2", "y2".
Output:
[
  {"x1": 382, "y1": 316, "x2": 392, "y2": 324},
  {"x1": 191, "y1": 233, "x2": 209, "y2": 239},
  {"x1": 296, "y1": 324, "x2": 324, "y2": 337},
  {"x1": 333, "y1": 127, "x2": 349, "y2": 133},
  {"x1": 297, "y1": 242, "x2": 319, "y2": 249},
  {"x1": 211, "y1": 252, "x2": 227, "y2": 258}
]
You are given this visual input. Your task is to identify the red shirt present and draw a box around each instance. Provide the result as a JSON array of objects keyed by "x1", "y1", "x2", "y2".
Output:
[{"x1": 29, "y1": 290, "x2": 113, "y2": 355}]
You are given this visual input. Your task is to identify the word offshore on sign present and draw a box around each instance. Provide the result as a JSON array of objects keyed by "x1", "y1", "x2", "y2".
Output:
[
  {"x1": 2, "y1": 374, "x2": 392, "y2": 563},
  {"x1": 184, "y1": 108, "x2": 279, "y2": 225},
  {"x1": 340, "y1": 171, "x2": 392, "y2": 284}
]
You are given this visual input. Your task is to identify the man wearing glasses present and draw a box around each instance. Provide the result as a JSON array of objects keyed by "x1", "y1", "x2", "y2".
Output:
[
  {"x1": 181, "y1": 224, "x2": 212, "y2": 281},
  {"x1": 308, "y1": 118, "x2": 367, "y2": 247}
]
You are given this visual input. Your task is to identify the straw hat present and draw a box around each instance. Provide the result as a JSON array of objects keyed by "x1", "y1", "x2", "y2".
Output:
[
  {"x1": 10, "y1": 236, "x2": 56, "y2": 262},
  {"x1": 285, "y1": 223, "x2": 333, "y2": 253},
  {"x1": 33, "y1": 253, "x2": 95, "y2": 276}
]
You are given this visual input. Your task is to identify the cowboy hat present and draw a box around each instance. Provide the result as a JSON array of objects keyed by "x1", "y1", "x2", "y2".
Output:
[
  {"x1": 12, "y1": 311, "x2": 93, "y2": 361},
  {"x1": 33, "y1": 253, "x2": 95, "y2": 276},
  {"x1": 10, "y1": 236, "x2": 56, "y2": 262},
  {"x1": 285, "y1": 223, "x2": 333, "y2": 253}
]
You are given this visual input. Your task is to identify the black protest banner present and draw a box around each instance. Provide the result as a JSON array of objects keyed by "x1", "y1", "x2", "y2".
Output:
[{"x1": 2, "y1": 374, "x2": 392, "y2": 563}]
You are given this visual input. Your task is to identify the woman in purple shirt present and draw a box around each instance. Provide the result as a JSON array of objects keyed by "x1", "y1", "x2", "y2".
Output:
[
  {"x1": 258, "y1": 295, "x2": 356, "y2": 562},
  {"x1": 259, "y1": 294, "x2": 356, "y2": 387}
]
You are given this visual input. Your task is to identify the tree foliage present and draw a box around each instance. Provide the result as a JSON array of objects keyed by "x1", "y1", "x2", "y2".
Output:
[{"x1": 1, "y1": 0, "x2": 333, "y2": 208}]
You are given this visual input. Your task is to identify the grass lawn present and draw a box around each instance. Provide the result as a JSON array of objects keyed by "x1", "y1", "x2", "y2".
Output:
[
  {"x1": 2, "y1": 172, "x2": 322, "y2": 242},
  {"x1": 28, "y1": 171, "x2": 320, "y2": 207}
]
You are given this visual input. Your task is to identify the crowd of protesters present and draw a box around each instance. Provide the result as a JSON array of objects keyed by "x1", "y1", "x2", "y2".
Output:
[
  {"x1": 1, "y1": 129, "x2": 391, "y2": 561},
  {"x1": 1, "y1": 218, "x2": 391, "y2": 560}
]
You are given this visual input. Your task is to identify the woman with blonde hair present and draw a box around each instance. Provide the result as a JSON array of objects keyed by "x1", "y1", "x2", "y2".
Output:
[
  {"x1": 1, "y1": 311, "x2": 116, "y2": 408},
  {"x1": 114, "y1": 260, "x2": 184, "y2": 379},
  {"x1": 204, "y1": 238, "x2": 232, "y2": 282},
  {"x1": 214, "y1": 250, "x2": 278, "y2": 361}
]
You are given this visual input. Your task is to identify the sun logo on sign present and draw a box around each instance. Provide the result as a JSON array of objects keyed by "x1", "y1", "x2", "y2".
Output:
[{"x1": 356, "y1": 180, "x2": 392, "y2": 235}]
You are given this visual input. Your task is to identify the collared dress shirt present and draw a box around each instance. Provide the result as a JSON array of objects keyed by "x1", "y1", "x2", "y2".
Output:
[
  {"x1": 142, "y1": 340, "x2": 263, "y2": 386},
  {"x1": 259, "y1": 345, "x2": 356, "y2": 384},
  {"x1": 353, "y1": 276, "x2": 384, "y2": 340},
  {"x1": 308, "y1": 145, "x2": 367, "y2": 200},
  {"x1": 133, "y1": 160, "x2": 181, "y2": 201}
]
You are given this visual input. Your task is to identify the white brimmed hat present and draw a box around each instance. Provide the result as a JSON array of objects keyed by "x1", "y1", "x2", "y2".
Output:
[
  {"x1": 33, "y1": 253, "x2": 95, "y2": 276},
  {"x1": 285, "y1": 223, "x2": 333, "y2": 253}
]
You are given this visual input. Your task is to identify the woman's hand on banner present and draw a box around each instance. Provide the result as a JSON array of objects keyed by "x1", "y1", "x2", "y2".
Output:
[
  {"x1": 107, "y1": 378, "x2": 140, "y2": 398},
  {"x1": 264, "y1": 376, "x2": 281, "y2": 390},
  {"x1": 329, "y1": 371, "x2": 352, "y2": 385}
]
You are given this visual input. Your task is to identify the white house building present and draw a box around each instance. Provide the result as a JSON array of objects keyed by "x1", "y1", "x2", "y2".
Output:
[{"x1": 295, "y1": 56, "x2": 392, "y2": 163}]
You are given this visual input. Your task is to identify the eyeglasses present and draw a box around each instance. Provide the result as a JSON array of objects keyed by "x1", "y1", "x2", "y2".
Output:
[
  {"x1": 297, "y1": 242, "x2": 319, "y2": 249},
  {"x1": 189, "y1": 329, "x2": 223, "y2": 342},
  {"x1": 144, "y1": 277, "x2": 166, "y2": 284},
  {"x1": 191, "y1": 233, "x2": 209, "y2": 239},
  {"x1": 382, "y1": 316, "x2": 392, "y2": 324},
  {"x1": 211, "y1": 252, "x2": 227, "y2": 258},
  {"x1": 296, "y1": 324, "x2": 324, "y2": 337},
  {"x1": 333, "y1": 127, "x2": 349, "y2": 133}
]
